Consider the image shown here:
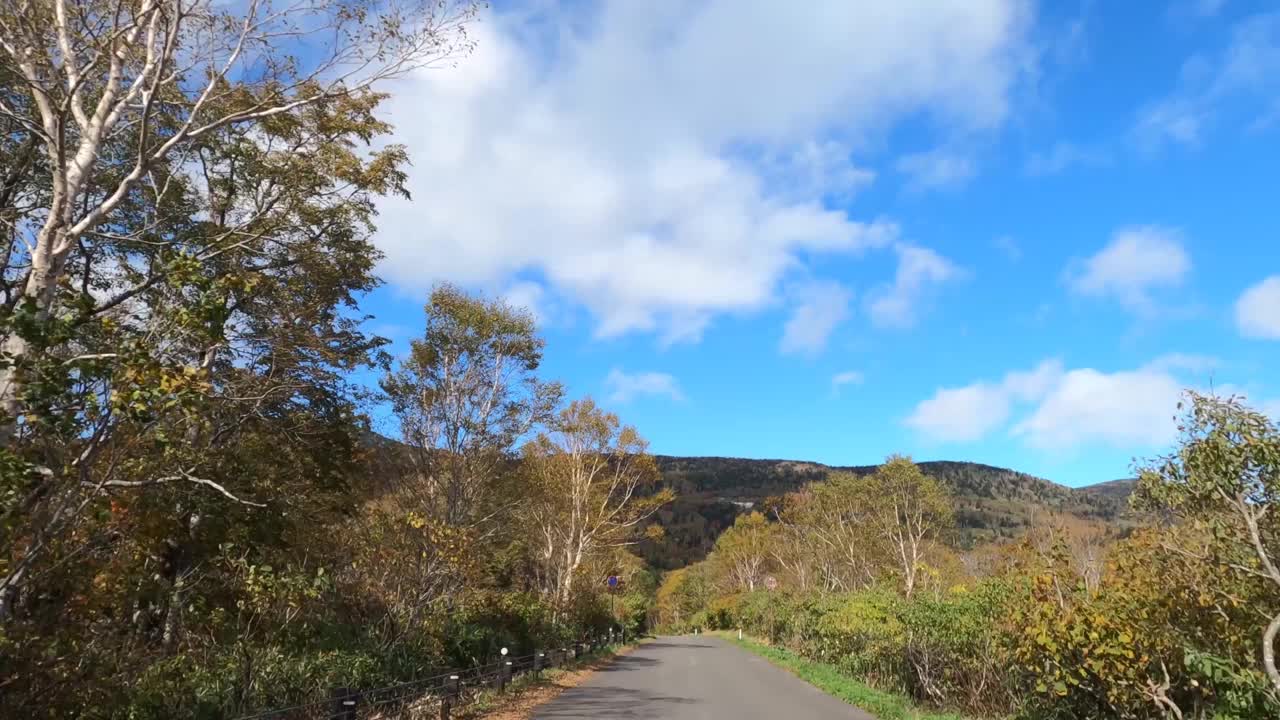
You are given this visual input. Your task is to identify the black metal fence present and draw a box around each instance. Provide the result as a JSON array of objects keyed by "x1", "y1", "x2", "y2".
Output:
[{"x1": 233, "y1": 631, "x2": 625, "y2": 720}]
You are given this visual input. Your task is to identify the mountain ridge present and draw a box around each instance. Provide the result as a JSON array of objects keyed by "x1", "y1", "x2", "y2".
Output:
[{"x1": 642, "y1": 455, "x2": 1137, "y2": 570}]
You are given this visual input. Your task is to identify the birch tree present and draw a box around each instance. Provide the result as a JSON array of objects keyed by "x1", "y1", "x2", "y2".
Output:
[
  {"x1": 777, "y1": 474, "x2": 886, "y2": 592},
  {"x1": 710, "y1": 510, "x2": 773, "y2": 593},
  {"x1": 861, "y1": 455, "x2": 952, "y2": 598},
  {"x1": 381, "y1": 284, "x2": 561, "y2": 530},
  {"x1": 0, "y1": 0, "x2": 482, "y2": 621},
  {"x1": 0, "y1": 0, "x2": 480, "y2": 438},
  {"x1": 522, "y1": 398, "x2": 672, "y2": 612}
]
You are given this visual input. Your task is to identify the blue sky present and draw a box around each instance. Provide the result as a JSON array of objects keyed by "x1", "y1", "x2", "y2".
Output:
[{"x1": 356, "y1": 0, "x2": 1280, "y2": 487}]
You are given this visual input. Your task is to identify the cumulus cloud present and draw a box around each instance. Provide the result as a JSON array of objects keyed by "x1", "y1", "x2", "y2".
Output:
[
  {"x1": 759, "y1": 141, "x2": 877, "y2": 202},
  {"x1": 905, "y1": 359, "x2": 1062, "y2": 442},
  {"x1": 866, "y1": 245, "x2": 964, "y2": 328},
  {"x1": 1065, "y1": 226, "x2": 1191, "y2": 313},
  {"x1": 1011, "y1": 368, "x2": 1185, "y2": 449},
  {"x1": 372, "y1": 1, "x2": 1033, "y2": 342},
  {"x1": 906, "y1": 355, "x2": 1243, "y2": 450},
  {"x1": 780, "y1": 280, "x2": 853, "y2": 356},
  {"x1": 1235, "y1": 275, "x2": 1280, "y2": 339},
  {"x1": 502, "y1": 281, "x2": 548, "y2": 324},
  {"x1": 604, "y1": 369, "x2": 684, "y2": 405}
]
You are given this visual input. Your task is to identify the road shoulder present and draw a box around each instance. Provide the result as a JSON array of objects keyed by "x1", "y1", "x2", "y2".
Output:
[{"x1": 717, "y1": 632, "x2": 972, "y2": 720}]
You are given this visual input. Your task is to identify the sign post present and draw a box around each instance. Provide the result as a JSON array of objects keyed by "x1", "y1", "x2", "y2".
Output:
[{"x1": 606, "y1": 575, "x2": 619, "y2": 634}]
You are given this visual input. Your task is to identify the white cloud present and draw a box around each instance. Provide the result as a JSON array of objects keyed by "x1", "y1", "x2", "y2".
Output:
[
  {"x1": 896, "y1": 149, "x2": 976, "y2": 190},
  {"x1": 759, "y1": 141, "x2": 876, "y2": 202},
  {"x1": 373, "y1": 1, "x2": 1033, "y2": 342},
  {"x1": 831, "y1": 370, "x2": 865, "y2": 393},
  {"x1": 905, "y1": 359, "x2": 1062, "y2": 442},
  {"x1": 1144, "y1": 352, "x2": 1221, "y2": 374},
  {"x1": 1235, "y1": 275, "x2": 1280, "y2": 339},
  {"x1": 1013, "y1": 368, "x2": 1185, "y2": 449},
  {"x1": 1135, "y1": 99, "x2": 1205, "y2": 148},
  {"x1": 502, "y1": 281, "x2": 547, "y2": 324},
  {"x1": 905, "y1": 383, "x2": 1014, "y2": 443},
  {"x1": 866, "y1": 245, "x2": 964, "y2": 328},
  {"x1": 1137, "y1": 11, "x2": 1280, "y2": 148},
  {"x1": 1025, "y1": 141, "x2": 1110, "y2": 175},
  {"x1": 780, "y1": 280, "x2": 852, "y2": 356},
  {"x1": 906, "y1": 357, "x2": 1235, "y2": 451},
  {"x1": 604, "y1": 369, "x2": 684, "y2": 404},
  {"x1": 1065, "y1": 226, "x2": 1191, "y2": 313}
]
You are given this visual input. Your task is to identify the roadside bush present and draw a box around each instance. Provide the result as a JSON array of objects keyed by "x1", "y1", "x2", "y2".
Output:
[
  {"x1": 899, "y1": 582, "x2": 1017, "y2": 716},
  {"x1": 731, "y1": 590, "x2": 804, "y2": 644},
  {"x1": 1008, "y1": 531, "x2": 1279, "y2": 719},
  {"x1": 704, "y1": 593, "x2": 741, "y2": 630},
  {"x1": 802, "y1": 589, "x2": 906, "y2": 688}
]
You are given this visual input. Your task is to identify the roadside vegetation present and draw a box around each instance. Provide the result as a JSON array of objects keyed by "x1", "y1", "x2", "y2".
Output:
[
  {"x1": 0, "y1": 3, "x2": 668, "y2": 716},
  {"x1": 659, "y1": 397, "x2": 1280, "y2": 719},
  {"x1": 721, "y1": 632, "x2": 967, "y2": 720},
  {"x1": 3, "y1": 3, "x2": 1279, "y2": 720}
]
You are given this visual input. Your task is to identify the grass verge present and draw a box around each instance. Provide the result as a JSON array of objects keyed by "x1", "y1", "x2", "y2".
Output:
[{"x1": 716, "y1": 632, "x2": 971, "y2": 720}]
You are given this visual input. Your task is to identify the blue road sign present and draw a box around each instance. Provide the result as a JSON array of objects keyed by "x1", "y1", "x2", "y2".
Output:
[{"x1": 607, "y1": 575, "x2": 618, "y2": 588}]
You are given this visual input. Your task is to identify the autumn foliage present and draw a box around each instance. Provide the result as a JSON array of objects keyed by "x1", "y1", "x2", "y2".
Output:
[{"x1": 657, "y1": 397, "x2": 1280, "y2": 718}]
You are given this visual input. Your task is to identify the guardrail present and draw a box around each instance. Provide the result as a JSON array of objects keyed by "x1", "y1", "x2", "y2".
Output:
[{"x1": 234, "y1": 632, "x2": 625, "y2": 720}]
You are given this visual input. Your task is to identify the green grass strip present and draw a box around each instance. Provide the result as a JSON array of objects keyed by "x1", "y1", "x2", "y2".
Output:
[{"x1": 718, "y1": 633, "x2": 971, "y2": 720}]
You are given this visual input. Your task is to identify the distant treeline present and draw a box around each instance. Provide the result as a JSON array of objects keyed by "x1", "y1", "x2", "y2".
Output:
[{"x1": 638, "y1": 456, "x2": 1135, "y2": 570}]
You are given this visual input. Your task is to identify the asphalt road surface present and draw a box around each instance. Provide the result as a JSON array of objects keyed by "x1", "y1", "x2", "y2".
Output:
[{"x1": 533, "y1": 635, "x2": 876, "y2": 720}]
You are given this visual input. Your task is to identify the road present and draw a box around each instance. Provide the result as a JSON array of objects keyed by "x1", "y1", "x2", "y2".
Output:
[{"x1": 533, "y1": 635, "x2": 875, "y2": 719}]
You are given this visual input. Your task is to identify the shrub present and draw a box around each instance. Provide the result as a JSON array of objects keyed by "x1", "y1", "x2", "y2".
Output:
[{"x1": 898, "y1": 582, "x2": 1017, "y2": 716}]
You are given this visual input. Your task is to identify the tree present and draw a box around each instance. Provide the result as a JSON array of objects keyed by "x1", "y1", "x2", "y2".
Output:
[
  {"x1": 0, "y1": 89, "x2": 418, "y2": 627},
  {"x1": 1134, "y1": 391, "x2": 1280, "y2": 695},
  {"x1": 710, "y1": 511, "x2": 774, "y2": 593},
  {"x1": 656, "y1": 563, "x2": 712, "y2": 630},
  {"x1": 861, "y1": 456, "x2": 952, "y2": 598},
  {"x1": 381, "y1": 285, "x2": 561, "y2": 530},
  {"x1": 0, "y1": 0, "x2": 481, "y2": 622},
  {"x1": 521, "y1": 398, "x2": 672, "y2": 612},
  {"x1": 0, "y1": 0, "x2": 479, "y2": 439},
  {"x1": 775, "y1": 474, "x2": 885, "y2": 592}
]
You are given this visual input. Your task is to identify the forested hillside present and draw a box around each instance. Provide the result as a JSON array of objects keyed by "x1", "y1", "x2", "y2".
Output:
[
  {"x1": 640, "y1": 455, "x2": 1135, "y2": 569},
  {"x1": 654, "y1": 397, "x2": 1280, "y2": 718}
]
